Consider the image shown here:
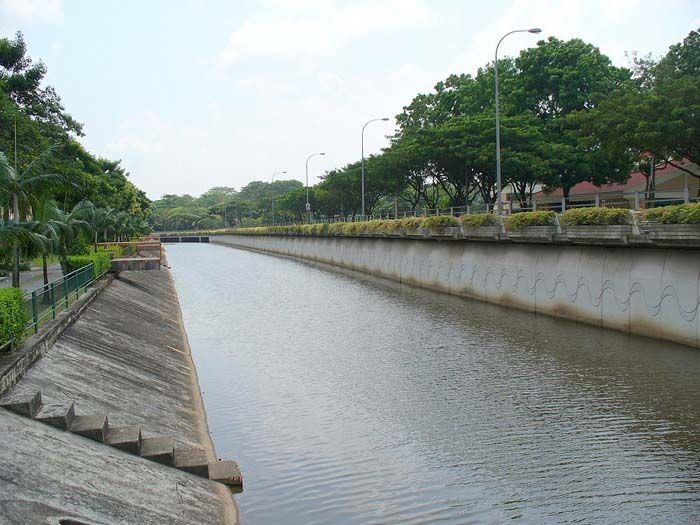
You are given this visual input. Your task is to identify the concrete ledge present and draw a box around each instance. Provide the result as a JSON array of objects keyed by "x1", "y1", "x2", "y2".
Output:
[
  {"x1": 0, "y1": 276, "x2": 112, "y2": 397},
  {"x1": 111, "y1": 257, "x2": 161, "y2": 271}
]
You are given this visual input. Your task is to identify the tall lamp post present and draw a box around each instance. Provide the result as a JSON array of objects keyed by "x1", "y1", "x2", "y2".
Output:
[
  {"x1": 495, "y1": 27, "x2": 541, "y2": 215},
  {"x1": 271, "y1": 170, "x2": 286, "y2": 225},
  {"x1": 361, "y1": 117, "x2": 390, "y2": 219},
  {"x1": 305, "y1": 152, "x2": 325, "y2": 223}
]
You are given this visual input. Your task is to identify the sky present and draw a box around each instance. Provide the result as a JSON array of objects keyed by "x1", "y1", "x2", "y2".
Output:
[{"x1": 1, "y1": 0, "x2": 698, "y2": 200}]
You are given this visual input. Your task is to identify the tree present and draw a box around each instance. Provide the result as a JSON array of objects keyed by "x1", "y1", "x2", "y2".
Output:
[
  {"x1": 513, "y1": 37, "x2": 634, "y2": 202},
  {"x1": 73, "y1": 201, "x2": 116, "y2": 251},
  {"x1": 0, "y1": 145, "x2": 67, "y2": 287},
  {"x1": 582, "y1": 27, "x2": 700, "y2": 195},
  {"x1": 0, "y1": 32, "x2": 82, "y2": 136}
]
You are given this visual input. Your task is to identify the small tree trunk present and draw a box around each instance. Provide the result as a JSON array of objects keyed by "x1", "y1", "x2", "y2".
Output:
[{"x1": 42, "y1": 252, "x2": 49, "y2": 286}]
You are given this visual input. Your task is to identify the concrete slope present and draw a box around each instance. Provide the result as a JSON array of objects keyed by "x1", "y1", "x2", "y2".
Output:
[
  {"x1": 0, "y1": 268, "x2": 238, "y2": 524},
  {"x1": 0, "y1": 409, "x2": 228, "y2": 524},
  {"x1": 7, "y1": 270, "x2": 207, "y2": 446}
]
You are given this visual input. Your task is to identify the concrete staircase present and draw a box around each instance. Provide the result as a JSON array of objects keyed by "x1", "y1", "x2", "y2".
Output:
[{"x1": 0, "y1": 391, "x2": 242, "y2": 491}]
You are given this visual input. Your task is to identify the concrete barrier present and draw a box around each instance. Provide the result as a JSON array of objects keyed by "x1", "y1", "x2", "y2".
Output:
[{"x1": 212, "y1": 234, "x2": 700, "y2": 348}]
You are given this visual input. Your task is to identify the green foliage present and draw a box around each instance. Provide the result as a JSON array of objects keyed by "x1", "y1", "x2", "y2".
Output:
[
  {"x1": 643, "y1": 203, "x2": 700, "y2": 224},
  {"x1": 422, "y1": 215, "x2": 459, "y2": 228},
  {"x1": 506, "y1": 211, "x2": 556, "y2": 230},
  {"x1": 560, "y1": 207, "x2": 630, "y2": 225},
  {"x1": 0, "y1": 288, "x2": 27, "y2": 348},
  {"x1": 460, "y1": 213, "x2": 497, "y2": 227},
  {"x1": 98, "y1": 244, "x2": 125, "y2": 257},
  {"x1": 65, "y1": 251, "x2": 111, "y2": 279}
]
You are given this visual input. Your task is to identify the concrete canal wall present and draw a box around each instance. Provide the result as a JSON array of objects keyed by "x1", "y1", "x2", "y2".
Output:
[{"x1": 212, "y1": 234, "x2": 700, "y2": 348}]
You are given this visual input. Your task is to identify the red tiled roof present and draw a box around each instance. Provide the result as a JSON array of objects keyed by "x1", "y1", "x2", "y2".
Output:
[{"x1": 535, "y1": 160, "x2": 692, "y2": 199}]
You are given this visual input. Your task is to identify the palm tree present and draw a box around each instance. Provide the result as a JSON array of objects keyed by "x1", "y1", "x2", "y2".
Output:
[
  {"x1": 49, "y1": 203, "x2": 91, "y2": 274},
  {"x1": 0, "y1": 146, "x2": 65, "y2": 287},
  {"x1": 31, "y1": 194, "x2": 91, "y2": 284},
  {"x1": 73, "y1": 201, "x2": 116, "y2": 252}
]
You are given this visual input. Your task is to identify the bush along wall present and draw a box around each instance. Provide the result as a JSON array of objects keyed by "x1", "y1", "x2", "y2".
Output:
[
  {"x1": 65, "y1": 251, "x2": 112, "y2": 279},
  {"x1": 460, "y1": 213, "x2": 498, "y2": 228},
  {"x1": 505, "y1": 211, "x2": 556, "y2": 231},
  {"x1": 643, "y1": 203, "x2": 700, "y2": 224},
  {"x1": 204, "y1": 203, "x2": 699, "y2": 242},
  {"x1": 560, "y1": 207, "x2": 630, "y2": 226},
  {"x1": 0, "y1": 288, "x2": 28, "y2": 350}
]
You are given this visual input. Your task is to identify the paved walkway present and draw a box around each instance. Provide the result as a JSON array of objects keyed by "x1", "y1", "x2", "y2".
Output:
[{"x1": 0, "y1": 263, "x2": 63, "y2": 292}]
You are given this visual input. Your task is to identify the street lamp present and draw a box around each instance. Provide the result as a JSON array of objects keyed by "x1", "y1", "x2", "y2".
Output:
[
  {"x1": 271, "y1": 170, "x2": 286, "y2": 225},
  {"x1": 305, "y1": 152, "x2": 325, "y2": 223},
  {"x1": 361, "y1": 117, "x2": 390, "y2": 219},
  {"x1": 495, "y1": 27, "x2": 541, "y2": 215}
]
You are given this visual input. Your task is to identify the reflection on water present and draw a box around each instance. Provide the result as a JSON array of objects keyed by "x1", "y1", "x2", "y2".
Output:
[{"x1": 168, "y1": 243, "x2": 700, "y2": 524}]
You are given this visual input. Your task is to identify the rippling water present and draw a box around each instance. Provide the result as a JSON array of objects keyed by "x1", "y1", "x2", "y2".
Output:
[{"x1": 167, "y1": 242, "x2": 700, "y2": 524}]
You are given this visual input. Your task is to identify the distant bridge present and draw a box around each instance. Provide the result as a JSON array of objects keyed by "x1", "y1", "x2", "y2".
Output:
[{"x1": 158, "y1": 235, "x2": 210, "y2": 243}]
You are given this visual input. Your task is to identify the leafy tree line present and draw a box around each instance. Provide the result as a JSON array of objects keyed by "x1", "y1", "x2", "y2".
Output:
[
  {"x1": 0, "y1": 32, "x2": 151, "y2": 287},
  {"x1": 153, "y1": 28, "x2": 699, "y2": 227}
]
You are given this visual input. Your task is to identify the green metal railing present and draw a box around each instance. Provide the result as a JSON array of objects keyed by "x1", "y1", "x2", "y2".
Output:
[{"x1": 23, "y1": 263, "x2": 103, "y2": 335}]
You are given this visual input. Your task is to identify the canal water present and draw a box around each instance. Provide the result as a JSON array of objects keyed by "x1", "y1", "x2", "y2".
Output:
[{"x1": 167, "y1": 242, "x2": 700, "y2": 524}]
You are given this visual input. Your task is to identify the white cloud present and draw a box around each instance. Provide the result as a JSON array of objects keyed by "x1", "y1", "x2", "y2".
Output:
[
  {"x1": 0, "y1": 0, "x2": 62, "y2": 22},
  {"x1": 217, "y1": 0, "x2": 432, "y2": 65},
  {"x1": 316, "y1": 72, "x2": 343, "y2": 91}
]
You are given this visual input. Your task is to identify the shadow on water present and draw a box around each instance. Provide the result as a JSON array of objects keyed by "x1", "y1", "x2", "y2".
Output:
[{"x1": 167, "y1": 243, "x2": 700, "y2": 525}]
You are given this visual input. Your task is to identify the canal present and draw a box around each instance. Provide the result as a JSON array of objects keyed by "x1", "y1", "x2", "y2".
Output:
[{"x1": 167, "y1": 242, "x2": 700, "y2": 524}]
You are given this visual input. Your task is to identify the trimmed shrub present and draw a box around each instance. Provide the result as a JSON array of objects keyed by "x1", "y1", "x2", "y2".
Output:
[
  {"x1": 422, "y1": 215, "x2": 459, "y2": 228},
  {"x1": 0, "y1": 288, "x2": 27, "y2": 349},
  {"x1": 506, "y1": 211, "x2": 556, "y2": 230},
  {"x1": 644, "y1": 203, "x2": 700, "y2": 224},
  {"x1": 560, "y1": 207, "x2": 630, "y2": 226},
  {"x1": 681, "y1": 204, "x2": 700, "y2": 223},
  {"x1": 65, "y1": 251, "x2": 112, "y2": 279},
  {"x1": 97, "y1": 244, "x2": 124, "y2": 257},
  {"x1": 397, "y1": 216, "x2": 425, "y2": 230},
  {"x1": 461, "y1": 213, "x2": 497, "y2": 227}
]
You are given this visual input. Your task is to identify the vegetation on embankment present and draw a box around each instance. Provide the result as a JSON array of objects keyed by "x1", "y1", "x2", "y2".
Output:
[
  {"x1": 0, "y1": 288, "x2": 27, "y2": 348},
  {"x1": 65, "y1": 251, "x2": 112, "y2": 279},
  {"x1": 643, "y1": 203, "x2": 700, "y2": 224},
  {"x1": 505, "y1": 211, "x2": 556, "y2": 230},
  {"x1": 560, "y1": 207, "x2": 631, "y2": 226}
]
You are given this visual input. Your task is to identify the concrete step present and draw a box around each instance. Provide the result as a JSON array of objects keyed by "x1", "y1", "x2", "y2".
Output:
[
  {"x1": 69, "y1": 414, "x2": 109, "y2": 442},
  {"x1": 0, "y1": 391, "x2": 42, "y2": 418},
  {"x1": 140, "y1": 437, "x2": 174, "y2": 466},
  {"x1": 209, "y1": 460, "x2": 243, "y2": 491},
  {"x1": 106, "y1": 426, "x2": 143, "y2": 455},
  {"x1": 173, "y1": 448, "x2": 210, "y2": 478},
  {"x1": 35, "y1": 401, "x2": 76, "y2": 430},
  {"x1": 0, "y1": 390, "x2": 245, "y2": 490}
]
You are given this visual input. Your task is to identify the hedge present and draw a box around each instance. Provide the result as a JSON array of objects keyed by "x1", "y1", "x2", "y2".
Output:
[
  {"x1": 422, "y1": 215, "x2": 459, "y2": 228},
  {"x1": 65, "y1": 251, "x2": 112, "y2": 279},
  {"x1": 0, "y1": 288, "x2": 27, "y2": 349},
  {"x1": 98, "y1": 244, "x2": 125, "y2": 257},
  {"x1": 506, "y1": 211, "x2": 556, "y2": 230},
  {"x1": 461, "y1": 213, "x2": 498, "y2": 227},
  {"x1": 560, "y1": 207, "x2": 630, "y2": 226},
  {"x1": 643, "y1": 203, "x2": 700, "y2": 224}
]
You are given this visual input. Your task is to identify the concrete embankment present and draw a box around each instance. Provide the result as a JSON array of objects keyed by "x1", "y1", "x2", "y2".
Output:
[
  {"x1": 0, "y1": 269, "x2": 238, "y2": 524},
  {"x1": 212, "y1": 234, "x2": 700, "y2": 349}
]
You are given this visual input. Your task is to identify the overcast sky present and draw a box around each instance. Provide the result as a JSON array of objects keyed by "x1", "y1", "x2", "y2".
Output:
[{"x1": 1, "y1": 0, "x2": 698, "y2": 199}]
